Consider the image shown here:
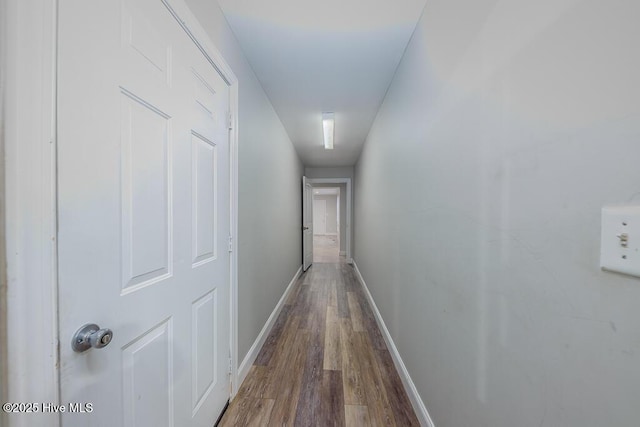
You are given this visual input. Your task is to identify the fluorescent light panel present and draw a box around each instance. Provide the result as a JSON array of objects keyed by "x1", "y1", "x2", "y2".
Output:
[{"x1": 322, "y1": 112, "x2": 334, "y2": 150}]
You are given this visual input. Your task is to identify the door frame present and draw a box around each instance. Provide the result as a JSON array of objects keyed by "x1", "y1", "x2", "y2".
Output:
[
  {"x1": 302, "y1": 176, "x2": 314, "y2": 271},
  {"x1": 3, "y1": 2, "x2": 59, "y2": 425},
  {"x1": 3, "y1": 2, "x2": 241, "y2": 425},
  {"x1": 307, "y1": 178, "x2": 352, "y2": 263}
]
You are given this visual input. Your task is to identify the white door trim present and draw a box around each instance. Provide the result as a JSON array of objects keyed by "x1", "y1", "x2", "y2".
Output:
[
  {"x1": 307, "y1": 178, "x2": 352, "y2": 263},
  {"x1": 302, "y1": 176, "x2": 314, "y2": 271},
  {"x1": 3, "y1": 1, "x2": 59, "y2": 426},
  {"x1": 3, "y1": 2, "x2": 241, "y2": 426}
]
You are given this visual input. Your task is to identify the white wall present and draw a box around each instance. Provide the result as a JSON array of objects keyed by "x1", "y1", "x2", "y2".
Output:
[
  {"x1": 313, "y1": 195, "x2": 338, "y2": 235},
  {"x1": 354, "y1": 1, "x2": 640, "y2": 426},
  {"x1": 325, "y1": 194, "x2": 338, "y2": 235},
  {"x1": 185, "y1": 0, "x2": 304, "y2": 362}
]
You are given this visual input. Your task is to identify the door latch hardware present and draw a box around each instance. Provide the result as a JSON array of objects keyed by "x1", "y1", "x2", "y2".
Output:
[{"x1": 72, "y1": 323, "x2": 113, "y2": 353}]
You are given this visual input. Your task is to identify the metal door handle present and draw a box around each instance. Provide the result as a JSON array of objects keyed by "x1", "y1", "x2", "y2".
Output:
[{"x1": 72, "y1": 323, "x2": 113, "y2": 353}]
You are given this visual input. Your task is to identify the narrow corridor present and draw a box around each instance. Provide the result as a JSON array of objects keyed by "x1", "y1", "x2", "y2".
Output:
[{"x1": 219, "y1": 263, "x2": 419, "y2": 426}]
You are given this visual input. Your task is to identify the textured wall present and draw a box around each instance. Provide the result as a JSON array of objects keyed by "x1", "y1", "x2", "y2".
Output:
[{"x1": 354, "y1": 0, "x2": 640, "y2": 425}]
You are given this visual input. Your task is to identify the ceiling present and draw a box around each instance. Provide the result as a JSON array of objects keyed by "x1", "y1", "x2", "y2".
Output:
[{"x1": 217, "y1": 0, "x2": 427, "y2": 167}]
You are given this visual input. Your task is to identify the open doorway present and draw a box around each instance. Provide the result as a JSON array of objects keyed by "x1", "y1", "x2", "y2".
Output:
[
  {"x1": 303, "y1": 177, "x2": 352, "y2": 265},
  {"x1": 312, "y1": 187, "x2": 345, "y2": 263}
]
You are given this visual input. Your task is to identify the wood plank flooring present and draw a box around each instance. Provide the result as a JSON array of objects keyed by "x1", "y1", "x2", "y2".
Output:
[{"x1": 219, "y1": 263, "x2": 419, "y2": 426}]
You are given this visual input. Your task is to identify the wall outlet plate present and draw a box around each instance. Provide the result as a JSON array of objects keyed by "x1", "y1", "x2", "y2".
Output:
[{"x1": 601, "y1": 205, "x2": 640, "y2": 278}]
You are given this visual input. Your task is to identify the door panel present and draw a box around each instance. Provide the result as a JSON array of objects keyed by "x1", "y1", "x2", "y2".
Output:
[
  {"x1": 58, "y1": 0, "x2": 231, "y2": 425},
  {"x1": 191, "y1": 290, "x2": 216, "y2": 412},
  {"x1": 120, "y1": 90, "x2": 172, "y2": 292},
  {"x1": 191, "y1": 132, "x2": 218, "y2": 266},
  {"x1": 122, "y1": 319, "x2": 173, "y2": 427}
]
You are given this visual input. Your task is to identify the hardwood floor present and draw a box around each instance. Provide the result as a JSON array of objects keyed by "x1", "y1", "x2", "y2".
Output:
[{"x1": 219, "y1": 263, "x2": 420, "y2": 426}]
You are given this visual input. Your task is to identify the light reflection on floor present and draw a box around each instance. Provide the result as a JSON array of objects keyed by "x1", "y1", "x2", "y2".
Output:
[{"x1": 313, "y1": 234, "x2": 345, "y2": 263}]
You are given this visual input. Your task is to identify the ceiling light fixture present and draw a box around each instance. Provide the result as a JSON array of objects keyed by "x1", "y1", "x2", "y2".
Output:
[{"x1": 322, "y1": 112, "x2": 334, "y2": 150}]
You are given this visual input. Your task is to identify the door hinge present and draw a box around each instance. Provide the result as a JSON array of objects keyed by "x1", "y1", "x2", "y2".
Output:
[
  {"x1": 228, "y1": 235, "x2": 233, "y2": 253},
  {"x1": 227, "y1": 112, "x2": 233, "y2": 130},
  {"x1": 228, "y1": 353, "x2": 233, "y2": 393}
]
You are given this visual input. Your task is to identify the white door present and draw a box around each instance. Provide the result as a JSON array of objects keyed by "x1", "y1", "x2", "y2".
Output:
[
  {"x1": 57, "y1": 0, "x2": 231, "y2": 425},
  {"x1": 302, "y1": 177, "x2": 313, "y2": 271},
  {"x1": 313, "y1": 199, "x2": 327, "y2": 235}
]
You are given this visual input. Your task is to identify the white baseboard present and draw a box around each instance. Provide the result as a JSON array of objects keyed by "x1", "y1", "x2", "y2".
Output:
[
  {"x1": 236, "y1": 265, "x2": 303, "y2": 390},
  {"x1": 352, "y1": 261, "x2": 435, "y2": 427}
]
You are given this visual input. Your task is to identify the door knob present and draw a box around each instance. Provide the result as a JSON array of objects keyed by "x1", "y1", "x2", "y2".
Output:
[
  {"x1": 72, "y1": 323, "x2": 113, "y2": 353},
  {"x1": 303, "y1": 226, "x2": 310, "y2": 230}
]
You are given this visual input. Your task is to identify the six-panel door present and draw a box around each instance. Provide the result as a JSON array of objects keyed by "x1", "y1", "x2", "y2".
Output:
[{"x1": 57, "y1": 0, "x2": 231, "y2": 425}]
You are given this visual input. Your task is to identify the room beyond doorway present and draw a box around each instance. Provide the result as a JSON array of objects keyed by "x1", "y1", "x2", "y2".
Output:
[{"x1": 312, "y1": 187, "x2": 345, "y2": 263}]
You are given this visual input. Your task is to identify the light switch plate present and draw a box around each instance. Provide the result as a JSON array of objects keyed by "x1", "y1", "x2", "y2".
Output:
[{"x1": 601, "y1": 205, "x2": 640, "y2": 278}]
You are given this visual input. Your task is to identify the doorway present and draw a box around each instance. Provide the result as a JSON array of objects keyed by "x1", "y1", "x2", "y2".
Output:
[{"x1": 306, "y1": 178, "x2": 352, "y2": 264}]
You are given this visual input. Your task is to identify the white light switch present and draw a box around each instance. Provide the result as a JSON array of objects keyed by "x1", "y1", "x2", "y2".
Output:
[{"x1": 601, "y1": 205, "x2": 640, "y2": 278}]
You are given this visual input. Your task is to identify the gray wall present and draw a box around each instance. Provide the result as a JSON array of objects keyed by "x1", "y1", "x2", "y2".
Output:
[
  {"x1": 313, "y1": 195, "x2": 338, "y2": 235},
  {"x1": 354, "y1": 1, "x2": 640, "y2": 426},
  {"x1": 306, "y1": 167, "x2": 353, "y2": 256},
  {"x1": 186, "y1": 0, "x2": 303, "y2": 362}
]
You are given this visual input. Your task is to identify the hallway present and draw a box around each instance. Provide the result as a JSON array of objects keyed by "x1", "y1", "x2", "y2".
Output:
[
  {"x1": 6, "y1": 0, "x2": 640, "y2": 426},
  {"x1": 219, "y1": 263, "x2": 419, "y2": 426}
]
